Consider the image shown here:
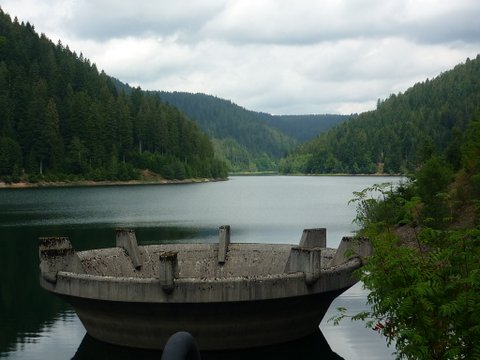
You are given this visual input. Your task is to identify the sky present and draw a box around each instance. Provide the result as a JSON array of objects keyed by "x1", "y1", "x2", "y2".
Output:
[{"x1": 1, "y1": 0, "x2": 479, "y2": 115}]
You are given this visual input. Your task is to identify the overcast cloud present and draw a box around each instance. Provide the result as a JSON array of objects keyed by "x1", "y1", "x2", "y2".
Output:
[{"x1": 1, "y1": 0, "x2": 479, "y2": 114}]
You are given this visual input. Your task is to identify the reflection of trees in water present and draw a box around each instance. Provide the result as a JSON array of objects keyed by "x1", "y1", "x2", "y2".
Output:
[
  {"x1": 73, "y1": 330, "x2": 344, "y2": 360},
  {"x1": 0, "y1": 225, "x2": 116, "y2": 355},
  {"x1": 0, "y1": 227, "x2": 69, "y2": 354}
]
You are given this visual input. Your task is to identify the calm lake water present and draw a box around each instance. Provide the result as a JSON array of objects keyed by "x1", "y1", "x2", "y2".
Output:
[{"x1": 0, "y1": 175, "x2": 397, "y2": 359}]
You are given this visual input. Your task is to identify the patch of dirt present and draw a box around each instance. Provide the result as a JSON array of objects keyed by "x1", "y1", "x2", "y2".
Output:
[
  {"x1": 395, "y1": 225, "x2": 424, "y2": 250},
  {"x1": 450, "y1": 203, "x2": 477, "y2": 229},
  {"x1": 140, "y1": 169, "x2": 162, "y2": 180}
]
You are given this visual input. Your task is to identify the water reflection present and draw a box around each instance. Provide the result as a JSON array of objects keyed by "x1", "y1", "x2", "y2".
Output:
[
  {"x1": 321, "y1": 283, "x2": 394, "y2": 360},
  {"x1": 73, "y1": 329, "x2": 344, "y2": 360},
  {"x1": 3, "y1": 311, "x2": 83, "y2": 360},
  {"x1": 0, "y1": 176, "x2": 399, "y2": 247},
  {"x1": 0, "y1": 226, "x2": 70, "y2": 357}
]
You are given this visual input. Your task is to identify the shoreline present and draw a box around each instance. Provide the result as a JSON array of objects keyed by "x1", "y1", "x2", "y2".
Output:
[
  {"x1": 231, "y1": 172, "x2": 404, "y2": 177},
  {"x1": 0, "y1": 173, "x2": 404, "y2": 189},
  {"x1": 0, "y1": 177, "x2": 224, "y2": 189}
]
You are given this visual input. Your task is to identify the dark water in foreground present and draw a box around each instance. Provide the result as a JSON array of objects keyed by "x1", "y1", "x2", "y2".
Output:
[{"x1": 0, "y1": 176, "x2": 396, "y2": 359}]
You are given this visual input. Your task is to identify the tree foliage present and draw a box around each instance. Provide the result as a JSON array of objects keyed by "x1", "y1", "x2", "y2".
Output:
[
  {"x1": 0, "y1": 9, "x2": 227, "y2": 183},
  {"x1": 154, "y1": 91, "x2": 297, "y2": 172},
  {"x1": 153, "y1": 91, "x2": 347, "y2": 172},
  {"x1": 261, "y1": 114, "x2": 349, "y2": 142},
  {"x1": 332, "y1": 119, "x2": 480, "y2": 359}
]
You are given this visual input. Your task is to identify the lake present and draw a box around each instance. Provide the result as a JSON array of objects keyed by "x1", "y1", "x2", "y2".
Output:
[{"x1": 0, "y1": 175, "x2": 397, "y2": 359}]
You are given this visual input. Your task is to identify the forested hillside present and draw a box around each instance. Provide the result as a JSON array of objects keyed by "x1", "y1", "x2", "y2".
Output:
[
  {"x1": 340, "y1": 117, "x2": 480, "y2": 359},
  {"x1": 155, "y1": 91, "x2": 296, "y2": 172},
  {"x1": 263, "y1": 114, "x2": 348, "y2": 142},
  {"x1": 0, "y1": 9, "x2": 227, "y2": 183},
  {"x1": 155, "y1": 91, "x2": 346, "y2": 172},
  {"x1": 280, "y1": 56, "x2": 480, "y2": 174}
]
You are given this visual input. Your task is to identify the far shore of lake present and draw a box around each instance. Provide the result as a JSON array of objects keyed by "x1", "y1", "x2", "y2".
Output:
[
  {"x1": 0, "y1": 172, "x2": 404, "y2": 189},
  {"x1": 0, "y1": 177, "x2": 222, "y2": 189}
]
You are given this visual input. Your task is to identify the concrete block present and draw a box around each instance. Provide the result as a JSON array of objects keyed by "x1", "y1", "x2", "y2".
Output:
[
  {"x1": 159, "y1": 251, "x2": 178, "y2": 293},
  {"x1": 116, "y1": 229, "x2": 142, "y2": 269},
  {"x1": 328, "y1": 236, "x2": 372, "y2": 267},
  {"x1": 299, "y1": 228, "x2": 326, "y2": 248},
  {"x1": 218, "y1": 225, "x2": 230, "y2": 264},
  {"x1": 285, "y1": 247, "x2": 322, "y2": 286},
  {"x1": 38, "y1": 237, "x2": 84, "y2": 283}
]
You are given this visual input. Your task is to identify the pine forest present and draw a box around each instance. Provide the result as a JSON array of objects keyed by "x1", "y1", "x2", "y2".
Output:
[{"x1": 0, "y1": 10, "x2": 228, "y2": 183}]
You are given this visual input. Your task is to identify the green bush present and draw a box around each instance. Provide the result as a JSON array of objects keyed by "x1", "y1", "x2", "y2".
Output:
[{"x1": 333, "y1": 174, "x2": 480, "y2": 359}]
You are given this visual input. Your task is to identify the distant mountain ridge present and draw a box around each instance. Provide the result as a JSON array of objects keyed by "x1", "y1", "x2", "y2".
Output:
[
  {"x1": 264, "y1": 114, "x2": 349, "y2": 142},
  {"x1": 154, "y1": 91, "x2": 347, "y2": 172}
]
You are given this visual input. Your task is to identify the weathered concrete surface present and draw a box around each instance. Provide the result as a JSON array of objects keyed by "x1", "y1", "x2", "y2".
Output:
[
  {"x1": 38, "y1": 227, "x2": 371, "y2": 350},
  {"x1": 299, "y1": 228, "x2": 326, "y2": 248},
  {"x1": 159, "y1": 251, "x2": 178, "y2": 293},
  {"x1": 63, "y1": 287, "x2": 347, "y2": 350},
  {"x1": 77, "y1": 243, "x2": 295, "y2": 280},
  {"x1": 218, "y1": 225, "x2": 230, "y2": 264},
  {"x1": 115, "y1": 229, "x2": 142, "y2": 269},
  {"x1": 284, "y1": 247, "x2": 323, "y2": 286},
  {"x1": 329, "y1": 236, "x2": 373, "y2": 267},
  {"x1": 39, "y1": 237, "x2": 84, "y2": 283}
]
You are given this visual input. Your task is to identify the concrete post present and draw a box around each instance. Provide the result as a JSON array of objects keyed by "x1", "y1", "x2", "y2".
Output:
[
  {"x1": 116, "y1": 229, "x2": 142, "y2": 269},
  {"x1": 38, "y1": 237, "x2": 84, "y2": 283},
  {"x1": 218, "y1": 225, "x2": 230, "y2": 264},
  {"x1": 299, "y1": 228, "x2": 326, "y2": 248},
  {"x1": 159, "y1": 251, "x2": 178, "y2": 293},
  {"x1": 328, "y1": 236, "x2": 373, "y2": 267},
  {"x1": 284, "y1": 247, "x2": 322, "y2": 286}
]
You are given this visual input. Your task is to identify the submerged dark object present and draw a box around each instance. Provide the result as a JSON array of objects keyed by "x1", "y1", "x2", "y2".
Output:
[{"x1": 39, "y1": 226, "x2": 371, "y2": 350}]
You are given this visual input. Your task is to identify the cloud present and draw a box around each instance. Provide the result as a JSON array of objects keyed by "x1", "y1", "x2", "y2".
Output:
[
  {"x1": 200, "y1": 0, "x2": 480, "y2": 46},
  {"x1": 1, "y1": 0, "x2": 479, "y2": 115},
  {"x1": 62, "y1": 1, "x2": 225, "y2": 41}
]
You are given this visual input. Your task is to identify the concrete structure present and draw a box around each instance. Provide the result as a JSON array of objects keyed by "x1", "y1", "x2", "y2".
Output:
[{"x1": 38, "y1": 227, "x2": 371, "y2": 350}]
